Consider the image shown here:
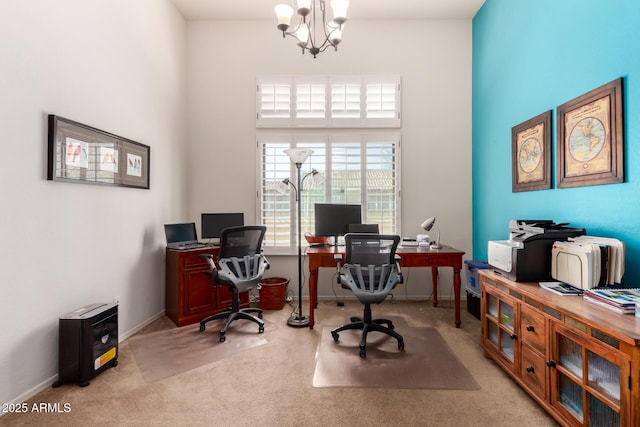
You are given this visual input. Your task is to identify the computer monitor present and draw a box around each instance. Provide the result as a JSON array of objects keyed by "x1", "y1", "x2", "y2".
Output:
[
  {"x1": 201, "y1": 213, "x2": 245, "y2": 239},
  {"x1": 314, "y1": 203, "x2": 362, "y2": 242},
  {"x1": 164, "y1": 222, "x2": 198, "y2": 245}
]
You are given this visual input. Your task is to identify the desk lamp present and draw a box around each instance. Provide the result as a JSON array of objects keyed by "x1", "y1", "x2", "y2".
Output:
[
  {"x1": 421, "y1": 217, "x2": 442, "y2": 249},
  {"x1": 282, "y1": 148, "x2": 315, "y2": 327}
]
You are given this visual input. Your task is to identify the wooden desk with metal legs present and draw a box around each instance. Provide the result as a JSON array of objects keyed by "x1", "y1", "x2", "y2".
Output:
[{"x1": 306, "y1": 245, "x2": 465, "y2": 329}]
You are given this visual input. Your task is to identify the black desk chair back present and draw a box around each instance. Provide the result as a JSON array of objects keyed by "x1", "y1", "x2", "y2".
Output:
[
  {"x1": 199, "y1": 225, "x2": 269, "y2": 342},
  {"x1": 331, "y1": 233, "x2": 404, "y2": 357}
]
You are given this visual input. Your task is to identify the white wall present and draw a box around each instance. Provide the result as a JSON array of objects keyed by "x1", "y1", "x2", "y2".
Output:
[
  {"x1": 186, "y1": 19, "x2": 473, "y2": 300},
  {"x1": 0, "y1": 0, "x2": 186, "y2": 405}
]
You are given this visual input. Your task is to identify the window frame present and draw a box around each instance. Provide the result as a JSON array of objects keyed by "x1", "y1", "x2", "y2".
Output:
[{"x1": 256, "y1": 133, "x2": 402, "y2": 254}]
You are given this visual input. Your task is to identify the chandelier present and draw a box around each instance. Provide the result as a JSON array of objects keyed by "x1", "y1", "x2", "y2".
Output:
[{"x1": 275, "y1": 0, "x2": 350, "y2": 58}]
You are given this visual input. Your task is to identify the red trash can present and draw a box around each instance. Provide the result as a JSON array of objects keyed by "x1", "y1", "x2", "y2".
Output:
[{"x1": 259, "y1": 277, "x2": 289, "y2": 310}]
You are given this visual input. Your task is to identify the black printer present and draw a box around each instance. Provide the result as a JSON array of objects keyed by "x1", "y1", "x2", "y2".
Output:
[{"x1": 488, "y1": 220, "x2": 586, "y2": 282}]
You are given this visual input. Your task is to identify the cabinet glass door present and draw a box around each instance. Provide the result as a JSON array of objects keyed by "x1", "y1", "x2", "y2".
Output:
[
  {"x1": 484, "y1": 290, "x2": 516, "y2": 364},
  {"x1": 552, "y1": 326, "x2": 624, "y2": 426}
]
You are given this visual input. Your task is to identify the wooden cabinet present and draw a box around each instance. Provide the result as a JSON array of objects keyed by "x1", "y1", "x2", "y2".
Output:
[
  {"x1": 165, "y1": 247, "x2": 249, "y2": 327},
  {"x1": 480, "y1": 270, "x2": 640, "y2": 426}
]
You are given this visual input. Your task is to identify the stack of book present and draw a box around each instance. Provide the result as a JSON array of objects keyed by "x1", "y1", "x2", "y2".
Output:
[{"x1": 583, "y1": 288, "x2": 640, "y2": 314}]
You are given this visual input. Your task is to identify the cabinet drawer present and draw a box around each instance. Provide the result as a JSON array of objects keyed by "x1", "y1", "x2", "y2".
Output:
[
  {"x1": 182, "y1": 250, "x2": 213, "y2": 268},
  {"x1": 520, "y1": 304, "x2": 546, "y2": 355},
  {"x1": 521, "y1": 345, "x2": 546, "y2": 398}
]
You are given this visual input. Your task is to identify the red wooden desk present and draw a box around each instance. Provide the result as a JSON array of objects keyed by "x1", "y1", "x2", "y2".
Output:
[{"x1": 306, "y1": 245, "x2": 465, "y2": 329}]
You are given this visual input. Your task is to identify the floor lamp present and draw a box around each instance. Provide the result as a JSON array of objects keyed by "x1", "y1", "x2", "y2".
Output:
[{"x1": 283, "y1": 148, "x2": 314, "y2": 327}]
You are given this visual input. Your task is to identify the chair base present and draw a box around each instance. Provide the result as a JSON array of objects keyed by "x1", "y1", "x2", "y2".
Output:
[
  {"x1": 199, "y1": 307, "x2": 264, "y2": 342},
  {"x1": 331, "y1": 305, "x2": 404, "y2": 358}
]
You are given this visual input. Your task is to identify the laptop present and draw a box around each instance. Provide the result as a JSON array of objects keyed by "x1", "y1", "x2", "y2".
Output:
[{"x1": 164, "y1": 222, "x2": 206, "y2": 250}]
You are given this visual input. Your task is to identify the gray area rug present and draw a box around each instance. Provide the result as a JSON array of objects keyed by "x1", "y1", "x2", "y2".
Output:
[
  {"x1": 313, "y1": 318, "x2": 480, "y2": 390},
  {"x1": 128, "y1": 319, "x2": 269, "y2": 383}
]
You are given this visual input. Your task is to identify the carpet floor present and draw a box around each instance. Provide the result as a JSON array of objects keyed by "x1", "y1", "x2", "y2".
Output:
[{"x1": 0, "y1": 300, "x2": 558, "y2": 426}]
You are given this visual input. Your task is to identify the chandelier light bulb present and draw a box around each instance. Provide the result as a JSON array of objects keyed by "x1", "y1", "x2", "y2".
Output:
[
  {"x1": 331, "y1": 0, "x2": 350, "y2": 25},
  {"x1": 275, "y1": 4, "x2": 294, "y2": 32},
  {"x1": 296, "y1": 0, "x2": 312, "y2": 17},
  {"x1": 327, "y1": 22, "x2": 343, "y2": 45},
  {"x1": 296, "y1": 24, "x2": 310, "y2": 47}
]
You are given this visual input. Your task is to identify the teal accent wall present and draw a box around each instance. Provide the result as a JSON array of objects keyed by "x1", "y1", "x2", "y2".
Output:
[{"x1": 472, "y1": 0, "x2": 640, "y2": 284}]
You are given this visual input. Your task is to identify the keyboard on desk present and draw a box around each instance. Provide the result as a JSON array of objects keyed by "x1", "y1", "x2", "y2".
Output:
[{"x1": 169, "y1": 242, "x2": 207, "y2": 250}]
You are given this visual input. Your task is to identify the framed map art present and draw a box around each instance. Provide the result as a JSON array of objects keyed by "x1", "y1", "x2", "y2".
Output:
[
  {"x1": 556, "y1": 78, "x2": 624, "y2": 188},
  {"x1": 512, "y1": 110, "x2": 552, "y2": 192},
  {"x1": 47, "y1": 115, "x2": 150, "y2": 189}
]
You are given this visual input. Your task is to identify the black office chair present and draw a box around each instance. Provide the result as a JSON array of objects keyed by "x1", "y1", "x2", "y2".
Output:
[
  {"x1": 331, "y1": 233, "x2": 405, "y2": 357},
  {"x1": 348, "y1": 223, "x2": 380, "y2": 233},
  {"x1": 199, "y1": 225, "x2": 269, "y2": 342}
]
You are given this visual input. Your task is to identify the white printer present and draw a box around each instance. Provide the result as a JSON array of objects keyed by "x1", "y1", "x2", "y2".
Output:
[{"x1": 488, "y1": 220, "x2": 586, "y2": 282}]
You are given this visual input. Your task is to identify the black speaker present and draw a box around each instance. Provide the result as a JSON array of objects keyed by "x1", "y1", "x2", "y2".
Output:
[{"x1": 53, "y1": 303, "x2": 118, "y2": 387}]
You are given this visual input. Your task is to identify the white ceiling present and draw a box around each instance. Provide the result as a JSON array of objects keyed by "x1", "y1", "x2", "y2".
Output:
[{"x1": 169, "y1": 0, "x2": 486, "y2": 21}]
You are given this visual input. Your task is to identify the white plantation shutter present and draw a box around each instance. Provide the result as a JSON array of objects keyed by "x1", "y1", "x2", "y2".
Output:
[
  {"x1": 257, "y1": 135, "x2": 401, "y2": 251},
  {"x1": 295, "y1": 79, "x2": 327, "y2": 126},
  {"x1": 256, "y1": 76, "x2": 400, "y2": 128},
  {"x1": 330, "y1": 77, "x2": 362, "y2": 126},
  {"x1": 256, "y1": 78, "x2": 292, "y2": 127},
  {"x1": 365, "y1": 76, "x2": 401, "y2": 127}
]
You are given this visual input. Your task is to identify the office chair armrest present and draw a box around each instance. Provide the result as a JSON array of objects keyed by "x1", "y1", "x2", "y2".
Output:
[
  {"x1": 394, "y1": 254, "x2": 403, "y2": 284},
  {"x1": 198, "y1": 253, "x2": 219, "y2": 280},
  {"x1": 334, "y1": 253, "x2": 343, "y2": 283}
]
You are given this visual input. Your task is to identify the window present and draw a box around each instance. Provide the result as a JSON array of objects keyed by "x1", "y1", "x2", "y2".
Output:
[
  {"x1": 257, "y1": 135, "x2": 401, "y2": 251},
  {"x1": 256, "y1": 75, "x2": 400, "y2": 128}
]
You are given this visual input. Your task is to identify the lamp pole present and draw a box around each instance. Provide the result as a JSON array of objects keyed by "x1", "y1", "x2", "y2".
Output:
[
  {"x1": 287, "y1": 161, "x2": 309, "y2": 327},
  {"x1": 284, "y1": 148, "x2": 313, "y2": 327}
]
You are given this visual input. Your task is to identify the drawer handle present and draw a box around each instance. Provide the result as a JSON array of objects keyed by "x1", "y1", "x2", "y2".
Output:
[
  {"x1": 510, "y1": 334, "x2": 517, "y2": 340},
  {"x1": 526, "y1": 366, "x2": 535, "y2": 373},
  {"x1": 546, "y1": 360, "x2": 556, "y2": 368},
  {"x1": 526, "y1": 325, "x2": 535, "y2": 332}
]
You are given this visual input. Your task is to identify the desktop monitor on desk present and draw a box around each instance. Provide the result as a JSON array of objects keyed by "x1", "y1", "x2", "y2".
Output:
[
  {"x1": 314, "y1": 203, "x2": 362, "y2": 245},
  {"x1": 201, "y1": 213, "x2": 244, "y2": 242}
]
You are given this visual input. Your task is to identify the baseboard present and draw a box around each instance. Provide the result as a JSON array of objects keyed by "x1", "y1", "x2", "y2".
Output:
[
  {"x1": 1, "y1": 309, "x2": 167, "y2": 414},
  {"x1": 118, "y1": 309, "x2": 166, "y2": 342}
]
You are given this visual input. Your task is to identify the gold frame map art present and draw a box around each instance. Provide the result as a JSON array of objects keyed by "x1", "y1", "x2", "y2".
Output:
[
  {"x1": 512, "y1": 110, "x2": 552, "y2": 192},
  {"x1": 556, "y1": 78, "x2": 624, "y2": 188}
]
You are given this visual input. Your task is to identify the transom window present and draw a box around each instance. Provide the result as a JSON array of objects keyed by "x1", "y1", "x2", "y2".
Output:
[{"x1": 256, "y1": 75, "x2": 401, "y2": 128}]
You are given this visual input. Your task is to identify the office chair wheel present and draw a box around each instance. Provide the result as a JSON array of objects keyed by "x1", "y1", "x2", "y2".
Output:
[
  {"x1": 398, "y1": 340, "x2": 405, "y2": 350},
  {"x1": 359, "y1": 347, "x2": 366, "y2": 358},
  {"x1": 331, "y1": 331, "x2": 340, "y2": 341},
  {"x1": 199, "y1": 324, "x2": 205, "y2": 332},
  {"x1": 258, "y1": 325, "x2": 264, "y2": 333},
  {"x1": 219, "y1": 333, "x2": 226, "y2": 342},
  {"x1": 258, "y1": 312, "x2": 263, "y2": 319}
]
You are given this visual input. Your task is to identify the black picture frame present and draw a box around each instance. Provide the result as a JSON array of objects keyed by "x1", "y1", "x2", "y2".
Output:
[{"x1": 47, "y1": 115, "x2": 150, "y2": 189}]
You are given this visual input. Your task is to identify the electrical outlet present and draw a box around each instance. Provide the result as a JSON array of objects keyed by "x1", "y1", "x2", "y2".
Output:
[{"x1": 113, "y1": 296, "x2": 120, "y2": 305}]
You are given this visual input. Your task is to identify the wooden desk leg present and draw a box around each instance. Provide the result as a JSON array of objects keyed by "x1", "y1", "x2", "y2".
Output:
[
  {"x1": 453, "y1": 267, "x2": 461, "y2": 328},
  {"x1": 309, "y1": 267, "x2": 318, "y2": 329},
  {"x1": 431, "y1": 267, "x2": 439, "y2": 307}
]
